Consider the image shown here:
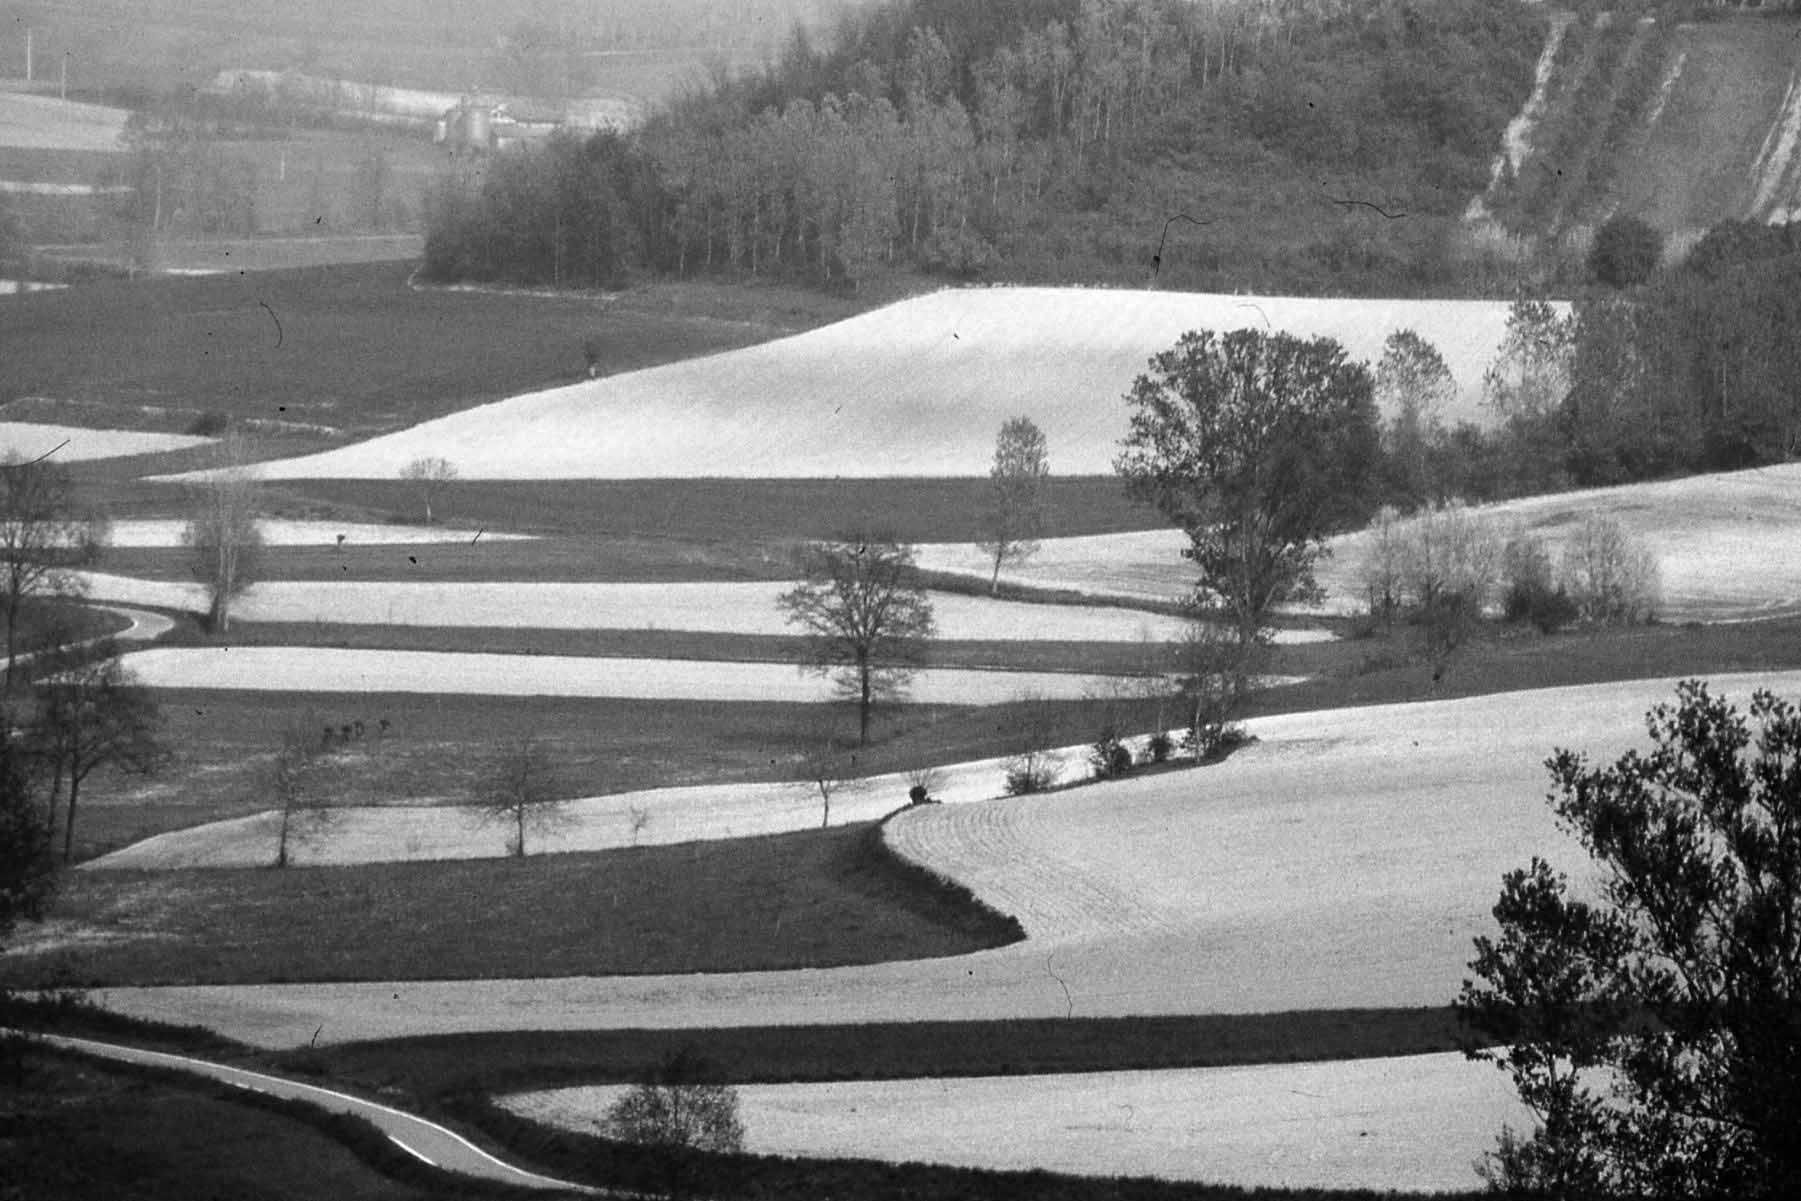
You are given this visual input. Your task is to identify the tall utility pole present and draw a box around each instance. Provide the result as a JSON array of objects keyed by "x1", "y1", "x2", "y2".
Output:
[{"x1": 25, "y1": 28, "x2": 32, "y2": 81}]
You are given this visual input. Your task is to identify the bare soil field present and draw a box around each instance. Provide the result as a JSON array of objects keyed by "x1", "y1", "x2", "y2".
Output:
[
  {"x1": 0, "y1": 91, "x2": 130, "y2": 152},
  {"x1": 89, "y1": 672, "x2": 1801, "y2": 1050},
  {"x1": 232, "y1": 288, "x2": 1537, "y2": 480},
  {"x1": 505, "y1": 1051, "x2": 1530, "y2": 1193},
  {"x1": 110, "y1": 645, "x2": 1147, "y2": 705}
]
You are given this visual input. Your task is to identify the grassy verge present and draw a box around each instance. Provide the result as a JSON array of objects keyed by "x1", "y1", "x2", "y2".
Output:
[
  {"x1": 2, "y1": 1042, "x2": 541, "y2": 1201},
  {"x1": 264, "y1": 476, "x2": 1161, "y2": 544},
  {"x1": 0, "y1": 822, "x2": 1021, "y2": 989}
]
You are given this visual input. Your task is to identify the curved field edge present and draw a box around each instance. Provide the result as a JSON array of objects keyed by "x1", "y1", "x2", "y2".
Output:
[
  {"x1": 0, "y1": 823, "x2": 1023, "y2": 989},
  {"x1": 8, "y1": 1040, "x2": 544, "y2": 1201}
]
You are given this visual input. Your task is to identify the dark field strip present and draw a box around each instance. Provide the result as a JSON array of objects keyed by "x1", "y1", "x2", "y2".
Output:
[
  {"x1": 2, "y1": 262, "x2": 858, "y2": 440},
  {"x1": 270, "y1": 476, "x2": 1162, "y2": 543},
  {"x1": 3, "y1": 823, "x2": 1020, "y2": 990},
  {"x1": 73, "y1": 688, "x2": 1171, "y2": 861},
  {"x1": 173, "y1": 620, "x2": 1175, "y2": 676},
  {"x1": 303, "y1": 1008, "x2": 1474, "y2": 1096}
]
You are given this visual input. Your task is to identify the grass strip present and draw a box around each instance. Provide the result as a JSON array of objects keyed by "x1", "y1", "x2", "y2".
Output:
[{"x1": 2, "y1": 822, "x2": 1023, "y2": 990}]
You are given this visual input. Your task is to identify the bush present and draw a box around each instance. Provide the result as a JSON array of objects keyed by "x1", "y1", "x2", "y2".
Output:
[
  {"x1": 1145, "y1": 731, "x2": 1175, "y2": 763},
  {"x1": 1558, "y1": 515, "x2": 1659, "y2": 625},
  {"x1": 1184, "y1": 721, "x2": 1250, "y2": 760},
  {"x1": 602, "y1": 1060, "x2": 743, "y2": 1154},
  {"x1": 1002, "y1": 750, "x2": 1061, "y2": 795},
  {"x1": 186, "y1": 411, "x2": 231, "y2": 437},
  {"x1": 1089, "y1": 727, "x2": 1133, "y2": 780},
  {"x1": 1589, "y1": 213, "x2": 1663, "y2": 288},
  {"x1": 1501, "y1": 533, "x2": 1577, "y2": 633}
]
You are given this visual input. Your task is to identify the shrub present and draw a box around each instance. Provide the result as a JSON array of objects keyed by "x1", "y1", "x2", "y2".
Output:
[
  {"x1": 1501, "y1": 533, "x2": 1577, "y2": 633},
  {"x1": 1589, "y1": 214, "x2": 1663, "y2": 288},
  {"x1": 1089, "y1": 727, "x2": 1133, "y2": 780},
  {"x1": 601, "y1": 1062, "x2": 743, "y2": 1154},
  {"x1": 1558, "y1": 515, "x2": 1659, "y2": 625},
  {"x1": 1002, "y1": 750, "x2": 1061, "y2": 795},
  {"x1": 1145, "y1": 731, "x2": 1175, "y2": 763},
  {"x1": 186, "y1": 411, "x2": 231, "y2": 437},
  {"x1": 1184, "y1": 721, "x2": 1250, "y2": 760}
]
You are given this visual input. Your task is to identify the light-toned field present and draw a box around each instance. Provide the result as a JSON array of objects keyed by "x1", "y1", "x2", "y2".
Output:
[
  {"x1": 113, "y1": 645, "x2": 1141, "y2": 704},
  {"x1": 921, "y1": 462, "x2": 1801, "y2": 623},
  {"x1": 0, "y1": 421, "x2": 213, "y2": 461},
  {"x1": 0, "y1": 92, "x2": 130, "y2": 152},
  {"x1": 504, "y1": 1051, "x2": 1530, "y2": 1193},
  {"x1": 98, "y1": 518, "x2": 526, "y2": 547},
  {"x1": 95, "y1": 673, "x2": 1801, "y2": 1050},
  {"x1": 75, "y1": 573, "x2": 1218, "y2": 642},
  {"x1": 208, "y1": 288, "x2": 1532, "y2": 481}
]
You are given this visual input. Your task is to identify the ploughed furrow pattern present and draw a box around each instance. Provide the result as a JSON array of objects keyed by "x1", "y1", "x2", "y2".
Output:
[{"x1": 885, "y1": 799, "x2": 1181, "y2": 946}]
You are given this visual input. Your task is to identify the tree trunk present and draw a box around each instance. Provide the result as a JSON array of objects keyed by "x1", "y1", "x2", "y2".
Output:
[
  {"x1": 62, "y1": 769, "x2": 81, "y2": 864},
  {"x1": 990, "y1": 547, "x2": 1004, "y2": 596},
  {"x1": 858, "y1": 654, "x2": 871, "y2": 746}
]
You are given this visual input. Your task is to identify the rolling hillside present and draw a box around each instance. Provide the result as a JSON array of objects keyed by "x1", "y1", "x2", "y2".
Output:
[{"x1": 1480, "y1": 11, "x2": 1801, "y2": 242}]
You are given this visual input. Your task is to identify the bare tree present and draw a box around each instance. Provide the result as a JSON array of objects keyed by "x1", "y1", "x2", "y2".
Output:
[
  {"x1": 270, "y1": 715, "x2": 334, "y2": 869},
  {"x1": 1170, "y1": 614, "x2": 1259, "y2": 759},
  {"x1": 0, "y1": 452, "x2": 106, "y2": 687},
  {"x1": 399, "y1": 456, "x2": 458, "y2": 525},
  {"x1": 979, "y1": 416, "x2": 1051, "y2": 594},
  {"x1": 1557, "y1": 514, "x2": 1659, "y2": 625},
  {"x1": 475, "y1": 735, "x2": 567, "y2": 857},
  {"x1": 793, "y1": 724, "x2": 864, "y2": 828},
  {"x1": 777, "y1": 535, "x2": 936, "y2": 745},
  {"x1": 183, "y1": 431, "x2": 263, "y2": 634},
  {"x1": 27, "y1": 637, "x2": 166, "y2": 863}
]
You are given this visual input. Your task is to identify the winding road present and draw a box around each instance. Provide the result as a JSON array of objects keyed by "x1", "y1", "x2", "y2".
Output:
[{"x1": 30, "y1": 1032, "x2": 595, "y2": 1194}]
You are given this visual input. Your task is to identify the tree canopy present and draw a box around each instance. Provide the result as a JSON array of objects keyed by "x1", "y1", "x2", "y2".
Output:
[
  {"x1": 1458, "y1": 680, "x2": 1801, "y2": 1197},
  {"x1": 1115, "y1": 327, "x2": 1380, "y2": 644}
]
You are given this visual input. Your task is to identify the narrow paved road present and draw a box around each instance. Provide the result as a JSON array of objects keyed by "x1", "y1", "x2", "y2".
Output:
[{"x1": 30, "y1": 1032, "x2": 597, "y2": 1194}]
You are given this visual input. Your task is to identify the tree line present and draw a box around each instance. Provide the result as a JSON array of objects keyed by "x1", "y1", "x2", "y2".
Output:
[{"x1": 422, "y1": 0, "x2": 1546, "y2": 292}]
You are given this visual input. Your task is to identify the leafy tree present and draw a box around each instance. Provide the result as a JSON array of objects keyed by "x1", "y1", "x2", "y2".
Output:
[
  {"x1": 979, "y1": 415, "x2": 1051, "y2": 594},
  {"x1": 399, "y1": 456, "x2": 457, "y2": 525},
  {"x1": 1589, "y1": 214, "x2": 1663, "y2": 289},
  {"x1": 27, "y1": 639, "x2": 165, "y2": 864},
  {"x1": 1374, "y1": 329, "x2": 1455, "y2": 508},
  {"x1": 476, "y1": 735, "x2": 567, "y2": 858},
  {"x1": 602, "y1": 1052, "x2": 744, "y2": 1196},
  {"x1": 1458, "y1": 681, "x2": 1801, "y2": 1198},
  {"x1": 0, "y1": 453, "x2": 106, "y2": 686},
  {"x1": 1115, "y1": 328, "x2": 1381, "y2": 646},
  {"x1": 778, "y1": 535, "x2": 936, "y2": 745},
  {"x1": 1482, "y1": 296, "x2": 1573, "y2": 495},
  {"x1": 182, "y1": 432, "x2": 263, "y2": 634}
]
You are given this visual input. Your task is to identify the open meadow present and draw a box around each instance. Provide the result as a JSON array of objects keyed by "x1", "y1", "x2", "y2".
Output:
[{"x1": 4, "y1": 261, "x2": 1798, "y2": 1195}]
